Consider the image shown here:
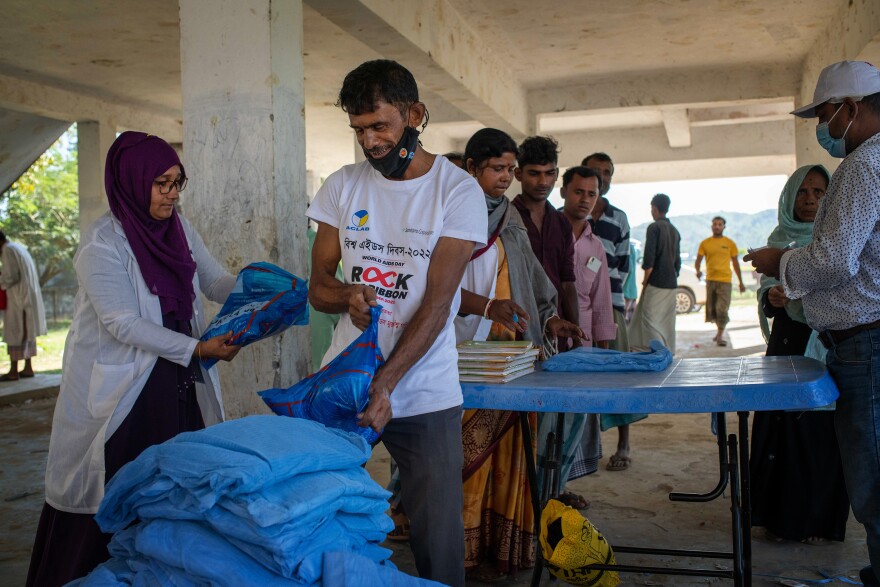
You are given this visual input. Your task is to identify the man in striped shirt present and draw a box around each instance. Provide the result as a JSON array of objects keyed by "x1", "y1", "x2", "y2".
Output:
[{"x1": 583, "y1": 152, "x2": 642, "y2": 472}]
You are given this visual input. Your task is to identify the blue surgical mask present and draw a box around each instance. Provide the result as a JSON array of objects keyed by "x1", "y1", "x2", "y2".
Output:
[{"x1": 816, "y1": 103, "x2": 853, "y2": 158}]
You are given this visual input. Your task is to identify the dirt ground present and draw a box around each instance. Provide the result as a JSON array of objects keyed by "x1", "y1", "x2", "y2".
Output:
[{"x1": 0, "y1": 306, "x2": 870, "y2": 586}]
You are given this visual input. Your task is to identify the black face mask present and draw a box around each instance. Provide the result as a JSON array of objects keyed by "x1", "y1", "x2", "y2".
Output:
[{"x1": 363, "y1": 126, "x2": 420, "y2": 179}]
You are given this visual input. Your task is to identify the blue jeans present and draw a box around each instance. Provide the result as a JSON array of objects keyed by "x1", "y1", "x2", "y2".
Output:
[{"x1": 826, "y1": 329, "x2": 880, "y2": 578}]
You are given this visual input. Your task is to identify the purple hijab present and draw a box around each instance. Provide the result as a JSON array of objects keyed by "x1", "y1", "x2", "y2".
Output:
[{"x1": 105, "y1": 131, "x2": 197, "y2": 322}]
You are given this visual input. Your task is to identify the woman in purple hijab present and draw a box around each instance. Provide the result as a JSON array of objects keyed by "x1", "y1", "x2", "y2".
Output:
[{"x1": 27, "y1": 132, "x2": 243, "y2": 587}]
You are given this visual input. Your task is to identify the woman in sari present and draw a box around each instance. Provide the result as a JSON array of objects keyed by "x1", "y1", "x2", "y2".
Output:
[
  {"x1": 455, "y1": 127, "x2": 584, "y2": 581},
  {"x1": 750, "y1": 164, "x2": 850, "y2": 545}
]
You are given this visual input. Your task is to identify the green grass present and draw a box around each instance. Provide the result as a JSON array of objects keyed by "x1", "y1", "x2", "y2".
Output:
[{"x1": 0, "y1": 320, "x2": 69, "y2": 374}]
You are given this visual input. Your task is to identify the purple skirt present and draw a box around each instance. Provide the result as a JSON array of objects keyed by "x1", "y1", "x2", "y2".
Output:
[{"x1": 26, "y1": 314, "x2": 204, "y2": 587}]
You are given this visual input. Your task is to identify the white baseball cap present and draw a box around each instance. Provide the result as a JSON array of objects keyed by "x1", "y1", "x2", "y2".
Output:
[{"x1": 792, "y1": 60, "x2": 880, "y2": 118}]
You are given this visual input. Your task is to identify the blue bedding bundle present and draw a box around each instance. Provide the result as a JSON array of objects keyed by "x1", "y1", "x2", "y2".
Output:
[
  {"x1": 73, "y1": 416, "x2": 440, "y2": 586},
  {"x1": 200, "y1": 262, "x2": 309, "y2": 368},
  {"x1": 543, "y1": 339, "x2": 673, "y2": 372},
  {"x1": 260, "y1": 306, "x2": 386, "y2": 445}
]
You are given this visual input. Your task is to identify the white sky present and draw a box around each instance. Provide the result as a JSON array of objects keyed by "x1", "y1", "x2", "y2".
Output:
[{"x1": 548, "y1": 174, "x2": 789, "y2": 227}]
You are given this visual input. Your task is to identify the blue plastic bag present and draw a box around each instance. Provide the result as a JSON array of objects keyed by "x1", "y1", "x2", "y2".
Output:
[
  {"x1": 201, "y1": 262, "x2": 309, "y2": 368},
  {"x1": 259, "y1": 305, "x2": 385, "y2": 444}
]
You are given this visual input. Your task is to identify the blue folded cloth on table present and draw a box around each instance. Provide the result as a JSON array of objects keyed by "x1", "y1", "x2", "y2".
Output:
[
  {"x1": 543, "y1": 339, "x2": 673, "y2": 372},
  {"x1": 97, "y1": 416, "x2": 372, "y2": 531},
  {"x1": 322, "y1": 551, "x2": 446, "y2": 587}
]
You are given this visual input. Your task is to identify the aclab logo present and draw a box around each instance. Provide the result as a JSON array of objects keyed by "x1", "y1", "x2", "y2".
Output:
[
  {"x1": 346, "y1": 209, "x2": 370, "y2": 232},
  {"x1": 352, "y1": 265, "x2": 413, "y2": 299}
]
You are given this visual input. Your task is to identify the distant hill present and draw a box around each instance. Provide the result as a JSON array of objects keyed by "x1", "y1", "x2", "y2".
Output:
[{"x1": 631, "y1": 210, "x2": 778, "y2": 261}]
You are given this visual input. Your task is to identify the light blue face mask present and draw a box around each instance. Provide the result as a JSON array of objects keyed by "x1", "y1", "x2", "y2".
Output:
[{"x1": 816, "y1": 103, "x2": 853, "y2": 158}]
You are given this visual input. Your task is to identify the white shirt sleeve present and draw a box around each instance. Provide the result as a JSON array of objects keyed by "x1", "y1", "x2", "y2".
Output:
[
  {"x1": 307, "y1": 168, "x2": 345, "y2": 229},
  {"x1": 440, "y1": 178, "x2": 488, "y2": 245},
  {"x1": 0, "y1": 245, "x2": 21, "y2": 289},
  {"x1": 783, "y1": 159, "x2": 880, "y2": 295},
  {"x1": 76, "y1": 239, "x2": 197, "y2": 366}
]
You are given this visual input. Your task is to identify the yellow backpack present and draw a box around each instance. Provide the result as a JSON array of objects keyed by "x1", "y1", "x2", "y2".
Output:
[{"x1": 539, "y1": 499, "x2": 620, "y2": 586}]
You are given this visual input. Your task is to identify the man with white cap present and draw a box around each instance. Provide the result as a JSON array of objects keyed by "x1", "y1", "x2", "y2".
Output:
[{"x1": 745, "y1": 60, "x2": 880, "y2": 586}]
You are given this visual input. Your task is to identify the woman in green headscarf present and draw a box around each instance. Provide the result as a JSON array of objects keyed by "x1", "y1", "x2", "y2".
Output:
[{"x1": 750, "y1": 164, "x2": 850, "y2": 546}]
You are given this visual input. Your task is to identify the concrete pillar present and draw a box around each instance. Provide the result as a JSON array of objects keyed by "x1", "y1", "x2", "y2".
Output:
[
  {"x1": 77, "y1": 120, "x2": 115, "y2": 234},
  {"x1": 179, "y1": 0, "x2": 310, "y2": 419}
]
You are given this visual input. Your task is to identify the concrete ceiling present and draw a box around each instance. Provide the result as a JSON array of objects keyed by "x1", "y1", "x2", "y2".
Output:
[
  {"x1": 0, "y1": 0, "x2": 864, "y2": 186},
  {"x1": 443, "y1": 0, "x2": 838, "y2": 85}
]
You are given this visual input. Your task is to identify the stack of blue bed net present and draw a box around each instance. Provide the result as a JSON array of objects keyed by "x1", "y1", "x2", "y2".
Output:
[{"x1": 72, "y1": 416, "x2": 442, "y2": 586}]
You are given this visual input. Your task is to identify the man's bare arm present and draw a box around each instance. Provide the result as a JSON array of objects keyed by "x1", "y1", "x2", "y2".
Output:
[
  {"x1": 309, "y1": 221, "x2": 376, "y2": 330},
  {"x1": 358, "y1": 236, "x2": 475, "y2": 430},
  {"x1": 732, "y1": 256, "x2": 746, "y2": 292}
]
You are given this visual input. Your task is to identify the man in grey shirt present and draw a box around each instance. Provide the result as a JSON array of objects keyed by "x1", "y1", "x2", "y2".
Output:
[
  {"x1": 745, "y1": 60, "x2": 880, "y2": 587},
  {"x1": 629, "y1": 194, "x2": 680, "y2": 353}
]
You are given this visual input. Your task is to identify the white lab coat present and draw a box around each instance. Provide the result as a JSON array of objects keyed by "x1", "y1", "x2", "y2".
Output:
[
  {"x1": 0, "y1": 240, "x2": 47, "y2": 344},
  {"x1": 45, "y1": 212, "x2": 235, "y2": 513}
]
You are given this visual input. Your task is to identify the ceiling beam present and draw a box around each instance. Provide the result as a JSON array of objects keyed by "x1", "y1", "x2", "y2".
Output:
[
  {"x1": 0, "y1": 73, "x2": 182, "y2": 141},
  {"x1": 529, "y1": 64, "x2": 799, "y2": 118},
  {"x1": 553, "y1": 119, "x2": 794, "y2": 170},
  {"x1": 305, "y1": 0, "x2": 530, "y2": 137},
  {"x1": 661, "y1": 109, "x2": 691, "y2": 148}
]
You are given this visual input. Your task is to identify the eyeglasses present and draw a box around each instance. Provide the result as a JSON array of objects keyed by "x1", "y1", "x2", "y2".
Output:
[{"x1": 154, "y1": 177, "x2": 188, "y2": 195}]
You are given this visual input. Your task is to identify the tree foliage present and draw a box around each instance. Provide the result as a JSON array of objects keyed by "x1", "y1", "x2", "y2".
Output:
[{"x1": 2, "y1": 128, "x2": 79, "y2": 286}]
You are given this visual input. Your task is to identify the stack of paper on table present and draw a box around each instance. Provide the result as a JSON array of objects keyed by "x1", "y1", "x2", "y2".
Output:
[{"x1": 457, "y1": 340, "x2": 539, "y2": 383}]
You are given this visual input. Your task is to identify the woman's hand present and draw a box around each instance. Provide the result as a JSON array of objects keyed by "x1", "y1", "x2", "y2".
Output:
[
  {"x1": 767, "y1": 285, "x2": 789, "y2": 308},
  {"x1": 488, "y1": 299, "x2": 529, "y2": 334},
  {"x1": 547, "y1": 317, "x2": 586, "y2": 344},
  {"x1": 195, "y1": 331, "x2": 242, "y2": 362}
]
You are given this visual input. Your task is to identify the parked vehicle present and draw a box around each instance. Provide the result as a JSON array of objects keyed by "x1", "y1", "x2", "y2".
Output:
[{"x1": 631, "y1": 240, "x2": 705, "y2": 314}]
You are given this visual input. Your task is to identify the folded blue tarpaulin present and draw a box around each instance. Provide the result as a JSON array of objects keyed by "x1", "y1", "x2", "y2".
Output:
[
  {"x1": 97, "y1": 416, "x2": 372, "y2": 532},
  {"x1": 201, "y1": 262, "x2": 309, "y2": 368},
  {"x1": 222, "y1": 466, "x2": 391, "y2": 527},
  {"x1": 543, "y1": 339, "x2": 673, "y2": 372},
  {"x1": 322, "y1": 551, "x2": 446, "y2": 587},
  {"x1": 110, "y1": 520, "x2": 312, "y2": 586}
]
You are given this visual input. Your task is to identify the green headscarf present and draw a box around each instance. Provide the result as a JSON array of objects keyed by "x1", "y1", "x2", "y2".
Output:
[{"x1": 757, "y1": 164, "x2": 830, "y2": 341}]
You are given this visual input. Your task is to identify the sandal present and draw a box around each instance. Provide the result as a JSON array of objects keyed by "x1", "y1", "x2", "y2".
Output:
[
  {"x1": 0, "y1": 373, "x2": 20, "y2": 382},
  {"x1": 801, "y1": 536, "x2": 831, "y2": 546},
  {"x1": 387, "y1": 510, "x2": 410, "y2": 542},
  {"x1": 716, "y1": 339, "x2": 728, "y2": 347},
  {"x1": 606, "y1": 454, "x2": 631, "y2": 471},
  {"x1": 557, "y1": 490, "x2": 590, "y2": 510},
  {"x1": 467, "y1": 565, "x2": 507, "y2": 584}
]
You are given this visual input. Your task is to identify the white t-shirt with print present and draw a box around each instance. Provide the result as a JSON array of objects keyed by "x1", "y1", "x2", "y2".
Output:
[{"x1": 307, "y1": 157, "x2": 487, "y2": 418}]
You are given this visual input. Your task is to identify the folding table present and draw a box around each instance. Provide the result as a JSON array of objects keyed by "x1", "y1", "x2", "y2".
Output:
[{"x1": 460, "y1": 356, "x2": 839, "y2": 586}]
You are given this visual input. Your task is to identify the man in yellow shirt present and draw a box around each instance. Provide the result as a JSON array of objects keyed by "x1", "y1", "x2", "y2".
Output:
[{"x1": 695, "y1": 217, "x2": 746, "y2": 346}]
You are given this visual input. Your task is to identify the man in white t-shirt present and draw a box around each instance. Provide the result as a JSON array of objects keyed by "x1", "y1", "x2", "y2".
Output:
[{"x1": 307, "y1": 60, "x2": 487, "y2": 586}]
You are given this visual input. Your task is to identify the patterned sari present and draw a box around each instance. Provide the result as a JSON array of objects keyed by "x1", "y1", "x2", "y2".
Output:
[{"x1": 462, "y1": 239, "x2": 537, "y2": 574}]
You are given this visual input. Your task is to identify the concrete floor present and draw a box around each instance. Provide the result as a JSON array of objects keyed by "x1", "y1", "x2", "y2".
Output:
[{"x1": 0, "y1": 307, "x2": 870, "y2": 586}]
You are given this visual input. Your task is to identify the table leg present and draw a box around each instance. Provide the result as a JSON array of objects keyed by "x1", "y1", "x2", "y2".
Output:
[
  {"x1": 520, "y1": 413, "x2": 544, "y2": 587},
  {"x1": 670, "y1": 413, "x2": 729, "y2": 502},
  {"x1": 738, "y1": 412, "x2": 753, "y2": 586},
  {"x1": 727, "y1": 433, "x2": 745, "y2": 586},
  {"x1": 553, "y1": 412, "x2": 565, "y2": 499}
]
